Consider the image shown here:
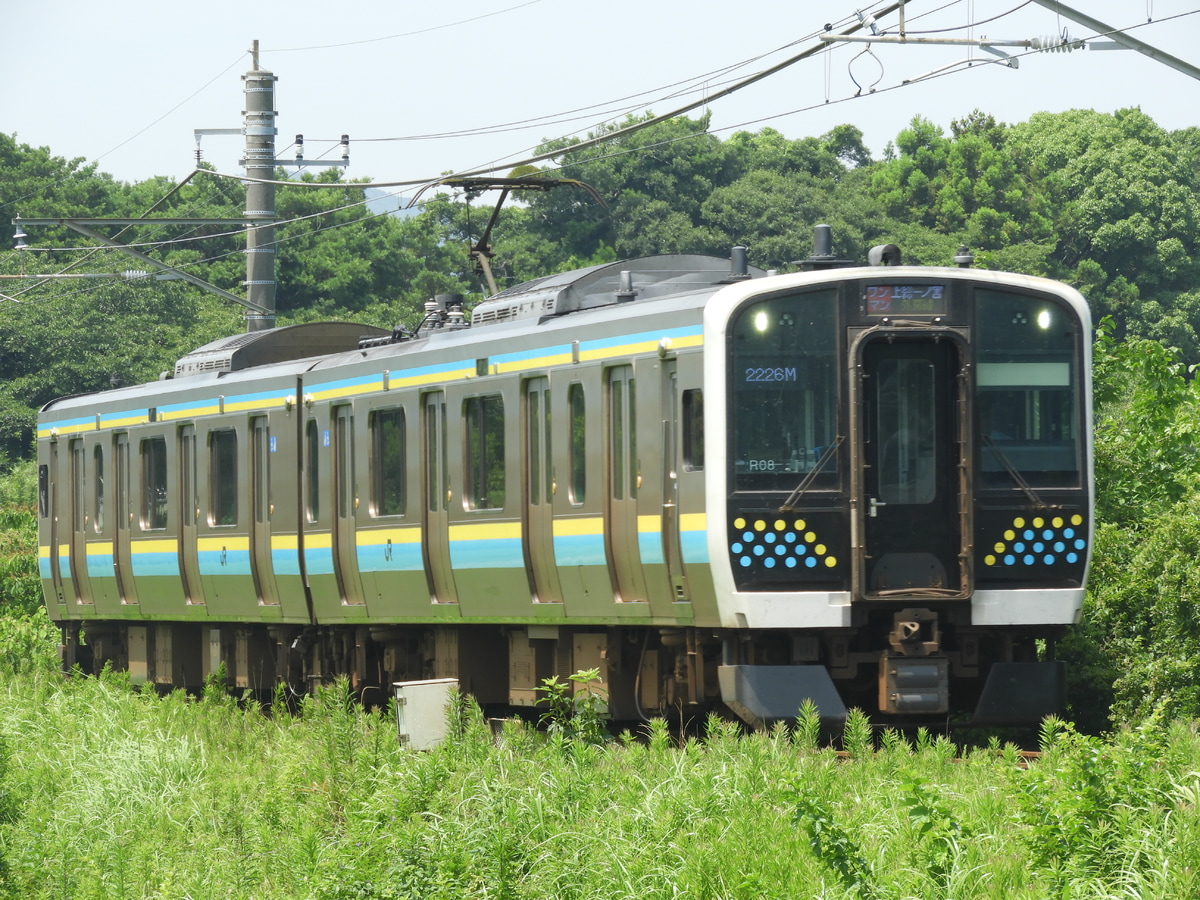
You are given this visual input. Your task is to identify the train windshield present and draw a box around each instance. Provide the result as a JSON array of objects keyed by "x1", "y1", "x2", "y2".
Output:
[
  {"x1": 975, "y1": 288, "x2": 1081, "y2": 488},
  {"x1": 729, "y1": 290, "x2": 839, "y2": 492}
]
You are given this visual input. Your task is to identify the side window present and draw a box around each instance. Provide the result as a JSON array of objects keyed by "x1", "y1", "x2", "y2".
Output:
[
  {"x1": 370, "y1": 408, "x2": 406, "y2": 517},
  {"x1": 93, "y1": 445, "x2": 105, "y2": 532},
  {"x1": 464, "y1": 395, "x2": 505, "y2": 511},
  {"x1": 141, "y1": 437, "x2": 168, "y2": 530},
  {"x1": 568, "y1": 383, "x2": 586, "y2": 505},
  {"x1": 71, "y1": 441, "x2": 85, "y2": 533},
  {"x1": 38, "y1": 464, "x2": 49, "y2": 519},
  {"x1": 682, "y1": 389, "x2": 704, "y2": 471},
  {"x1": 306, "y1": 420, "x2": 320, "y2": 523},
  {"x1": 209, "y1": 430, "x2": 238, "y2": 527}
]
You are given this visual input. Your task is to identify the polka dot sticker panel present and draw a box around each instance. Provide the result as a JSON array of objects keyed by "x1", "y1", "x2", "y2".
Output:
[
  {"x1": 730, "y1": 515, "x2": 839, "y2": 572},
  {"x1": 983, "y1": 514, "x2": 1087, "y2": 568}
]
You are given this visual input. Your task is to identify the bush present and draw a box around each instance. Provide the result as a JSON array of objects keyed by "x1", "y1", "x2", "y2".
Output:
[{"x1": 0, "y1": 509, "x2": 41, "y2": 617}]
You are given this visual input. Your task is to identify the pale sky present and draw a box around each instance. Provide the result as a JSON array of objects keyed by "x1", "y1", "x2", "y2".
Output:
[{"x1": 2, "y1": 0, "x2": 1198, "y2": 206}]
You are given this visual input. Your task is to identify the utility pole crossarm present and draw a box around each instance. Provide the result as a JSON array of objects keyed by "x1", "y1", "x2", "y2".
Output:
[{"x1": 1029, "y1": 0, "x2": 1200, "y2": 82}]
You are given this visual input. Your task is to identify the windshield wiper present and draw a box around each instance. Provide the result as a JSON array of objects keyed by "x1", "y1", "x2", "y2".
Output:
[
  {"x1": 778, "y1": 436, "x2": 844, "y2": 512},
  {"x1": 980, "y1": 436, "x2": 1049, "y2": 510}
]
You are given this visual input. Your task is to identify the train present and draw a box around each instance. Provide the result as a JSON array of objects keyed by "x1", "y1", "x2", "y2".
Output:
[{"x1": 36, "y1": 227, "x2": 1093, "y2": 726}]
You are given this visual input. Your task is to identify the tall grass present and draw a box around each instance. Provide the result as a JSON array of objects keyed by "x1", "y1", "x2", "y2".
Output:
[{"x1": 0, "y1": 671, "x2": 1195, "y2": 899}]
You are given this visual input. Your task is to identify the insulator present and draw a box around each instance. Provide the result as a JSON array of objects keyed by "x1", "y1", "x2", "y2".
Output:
[{"x1": 1031, "y1": 34, "x2": 1078, "y2": 52}]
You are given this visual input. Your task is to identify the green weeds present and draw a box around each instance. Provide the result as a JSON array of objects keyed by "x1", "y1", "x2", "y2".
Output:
[{"x1": 0, "y1": 676, "x2": 1195, "y2": 898}]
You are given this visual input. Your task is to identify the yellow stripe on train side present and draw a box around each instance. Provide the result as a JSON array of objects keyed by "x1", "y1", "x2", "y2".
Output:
[
  {"x1": 387, "y1": 368, "x2": 476, "y2": 390},
  {"x1": 131, "y1": 539, "x2": 178, "y2": 554},
  {"x1": 357, "y1": 527, "x2": 421, "y2": 546},
  {"x1": 552, "y1": 517, "x2": 604, "y2": 537},
  {"x1": 637, "y1": 515, "x2": 662, "y2": 534},
  {"x1": 448, "y1": 521, "x2": 523, "y2": 541},
  {"x1": 196, "y1": 536, "x2": 250, "y2": 552},
  {"x1": 679, "y1": 512, "x2": 707, "y2": 531},
  {"x1": 493, "y1": 352, "x2": 575, "y2": 374}
]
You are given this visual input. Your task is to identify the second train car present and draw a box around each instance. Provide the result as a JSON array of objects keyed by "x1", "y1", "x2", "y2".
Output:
[{"x1": 37, "y1": 229, "x2": 1093, "y2": 725}]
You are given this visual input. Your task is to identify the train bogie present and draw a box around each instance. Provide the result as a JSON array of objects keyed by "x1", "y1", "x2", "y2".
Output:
[{"x1": 38, "y1": 242, "x2": 1092, "y2": 726}]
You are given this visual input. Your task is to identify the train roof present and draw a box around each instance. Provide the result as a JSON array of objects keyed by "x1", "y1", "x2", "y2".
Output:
[
  {"x1": 470, "y1": 254, "x2": 765, "y2": 326},
  {"x1": 172, "y1": 321, "x2": 390, "y2": 378}
]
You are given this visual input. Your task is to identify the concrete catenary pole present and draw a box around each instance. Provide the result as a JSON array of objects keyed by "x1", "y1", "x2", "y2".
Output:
[{"x1": 243, "y1": 40, "x2": 277, "y2": 331}]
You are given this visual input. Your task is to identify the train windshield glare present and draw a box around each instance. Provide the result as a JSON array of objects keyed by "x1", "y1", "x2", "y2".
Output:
[
  {"x1": 729, "y1": 290, "x2": 839, "y2": 492},
  {"x1": 976, "y1": 289, "x2": 1080, "y2": 488}
]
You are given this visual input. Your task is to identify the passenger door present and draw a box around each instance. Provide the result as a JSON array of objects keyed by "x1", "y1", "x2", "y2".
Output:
[
  {"x1": 178, "y1": 425, "x2": 203, "y2": 605},
  {"x1": 524, "y1": 377, "x2": 561, "y2": 603},
  {"x1": 250, "y1": 416, "x2": 279, "y2": 606},
  {"x1": 858, "y1": 336, "x2": 968, "y2": 597},
  {"x1": 113, "y1": 433, "x2": 137, "y2": 605},
  {"x1": 422, "y1": 391, "x2": 457, "y2": 604},
  {"x1": 67, "y1": 439, "x2": 93, "y2": 605},
  {"x1": 606, "y1": 365, "x2": 647, "y2": 602},
  {"x1": 332, "y1": 405, "x2": 365, "y2": 607}
]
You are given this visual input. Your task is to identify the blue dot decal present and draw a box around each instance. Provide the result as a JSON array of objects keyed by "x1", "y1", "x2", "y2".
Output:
[
  {"x1": 731, "y1": 543, "x2": 743, "y2": 554},
  {"x1": 765, "y1": 533, "x2": 776, "y2": 544},
  {"x1": 1043, "y1": 554, "x2": 1055, "y2": 565},
  {"x1": 796, "y1": 545, "x2": 807, "y2": 556},
  {"x1": 1043, "y1": 529, "x2": 1054, "y2": 540},
  {"x1": 1054, "y1": 541, "x2": 1065, "y2": 553},
  {"x1": 805, "y1": 557, "x2": 817, "y2": 568},
  {"x1": 753, "y1": 545, "x2": 765, "y2": 557},
  {"x1": 764, "y1": 557, "x2": 776, "y2": 568},
  {"x1": 740, "y1": 556, "x2": 752, "y2": 567},
  {"x1": 785, "y1": 557, "x2": 797, "y2": 568},
  {"x1": 1004, "y1": 554, "x2": 1015, "y2": 565},
  {"x1": 743, "y1": 532, "x2": 754, "y2": 542},
  {"x1": 784, "y1": 532, "x2": 796, "y2": 543},
  {"x1": 1074, "y1": 539, "x2": 1086, "y2": 550},
  {"x1": 1014, "y1": 542, "x2": 1025, "y2": 553},
  {"x1": 1033, "y1": 542, "x2": 1044, "y2": 553},
  {"x1": 1067, "y1": 552, "x2": 1078, "y2": 563},
  {"x1": 1063, "y1": 528, "x2": 1074, "y2": 539},
  {"x1": 1023, "y1": 554, "x2": 1035, "y2": 566},
  {"x1": 1024, "y1": 529, "x2": 1035, "y2": 541}
]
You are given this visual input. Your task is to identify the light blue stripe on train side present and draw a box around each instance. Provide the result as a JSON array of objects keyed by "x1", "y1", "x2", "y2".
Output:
[
  {"x1": 553, "y1": 534, "x2": 606, "y2": 567},
  {"x1": 132, "y1": 552, "x2": 180, "y2": 578},
  {"x1": 198, "y1": 549, "x2": 252, "y2": 576},
  {"x1": 358, "y1": 541, "x2": 424, "y2": 572},
  {"x1": 449, "y1": 538, "x2": 524, "y2": 569}
]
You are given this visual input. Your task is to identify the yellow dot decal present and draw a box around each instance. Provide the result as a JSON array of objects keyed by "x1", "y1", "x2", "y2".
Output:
[
  {"x1": 1052, "y1": 517, "x2": 1064, "y2": 528},
  {"x1": 734, "y1": 517, "x2": 746, "y2": 529},
  {"x1": 994, "y1": 542, "x2": 1006, "y2": 554},
  {"x1": 825, "y1": 556, "x2": 837, "y2": 567},
  {"x1": 805, "y1": 532, "x2": 817, "y2": 543},
  {"x1": 815, "y1": 544, "x2": 827, "y2": 555},
  {"x1": 774, "y1": 519, "x2": 786, "y2": 531},
  {"x1": 1004, "y1": 530, "x2": 1015, "y2": 541},
  {"x1": 754, "y1": 520, "x2": 766, "y2": 532},
  {"x1": 794, "y1": 519, "x2": 806, "y2": 531},
  {"x1": 1071, "y1": 514, "x2": 1083, "y2": 526},
  {"x1": 1033, "y1": 517, "x2": 1044, "y2": 528},
  {"x1": 984, "y1": 554, "x2": 996, "y2": 566},
  {"x1": 1013, "y1": 517, "x2": 1025, "y2": 528}
]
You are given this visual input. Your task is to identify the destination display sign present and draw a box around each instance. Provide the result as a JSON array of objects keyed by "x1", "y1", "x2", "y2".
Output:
[{"x1": 863, "y1": 284, "x2": 947, "y2": 317}]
